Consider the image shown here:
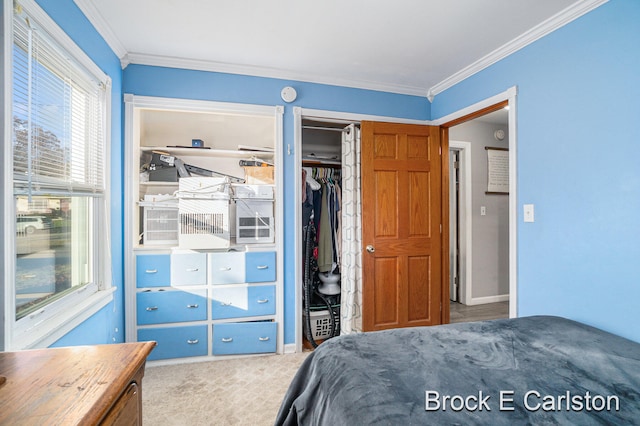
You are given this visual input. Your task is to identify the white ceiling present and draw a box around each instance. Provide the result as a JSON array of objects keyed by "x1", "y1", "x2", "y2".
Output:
[{"x1": 74, "y1": 0, "x2": 604, "y2": 98}]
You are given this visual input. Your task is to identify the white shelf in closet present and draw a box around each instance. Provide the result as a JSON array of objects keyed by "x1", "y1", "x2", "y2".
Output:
[{"x1": 140, "y1": 146, "x2": 274, "y2": 159}]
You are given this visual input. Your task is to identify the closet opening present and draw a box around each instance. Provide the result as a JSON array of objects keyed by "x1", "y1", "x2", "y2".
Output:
[{"x1": 300, "y1": 118, "x2": 358, "y2": 349}]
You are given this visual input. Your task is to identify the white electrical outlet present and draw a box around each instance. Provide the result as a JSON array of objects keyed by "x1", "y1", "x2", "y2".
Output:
[
  {"x1": 480, "y1": 206, "x2": 486, "y2": 216},
  {"x1": 523, "y1": 204, "x2": 535, "y2": 222}
]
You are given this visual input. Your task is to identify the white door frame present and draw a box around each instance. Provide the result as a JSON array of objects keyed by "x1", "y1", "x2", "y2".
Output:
[
  {"x1": 449, "y1": 140, "x2": 473, "y2": 306},
  {"x1": 434, "y1": 85, "x2": 518, "y2": 319}
]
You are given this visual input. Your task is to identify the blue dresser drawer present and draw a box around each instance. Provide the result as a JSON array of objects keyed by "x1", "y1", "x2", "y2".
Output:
[
  {"x1": 138, "y1": 325, "x2": 208, "y2": 360},
  {"x1": 212, "y1": 322, "x2": 277, "y2": 355},
  {"x1": 136, "y1": 254, "x2": 171, "y2": 287},
  {"x1": 137, "y1": 289, "x2": 207, "y2": 325},
  {"x1": 245, "y1": 251, "x2": 276, "y2": 282},
  {"x1": 171, "y1": 252, "x2": 207, "y2": 286},
  {"x1": 209, "y1": 252, "x2": 245, "y2": 284},
  {"x1": 211, "y1": 285, "x2": 276, "y2": 320}
]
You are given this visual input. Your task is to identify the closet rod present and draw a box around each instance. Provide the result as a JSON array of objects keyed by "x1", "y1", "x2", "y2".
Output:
[{"x1": 302, "y1": 125, "x2": 351, "y2": 133}]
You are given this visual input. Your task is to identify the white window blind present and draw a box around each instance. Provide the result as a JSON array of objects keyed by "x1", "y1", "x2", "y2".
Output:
[{"x1": 12, "y1": 9, "x2": 106, "y2": 196}]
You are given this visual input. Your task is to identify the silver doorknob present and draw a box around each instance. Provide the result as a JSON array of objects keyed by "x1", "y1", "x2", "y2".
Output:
[{"x1": 366, "y1": 245, "x2": 375, "y2": 253}]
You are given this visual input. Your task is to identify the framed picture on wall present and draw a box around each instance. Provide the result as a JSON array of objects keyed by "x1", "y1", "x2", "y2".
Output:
[{"x1": 486, "y1": 147, "x2": 509, "y2": 194}]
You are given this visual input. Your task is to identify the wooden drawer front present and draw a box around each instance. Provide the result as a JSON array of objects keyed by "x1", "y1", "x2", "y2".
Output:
[
  {"x1": 138, "y1": 325, "x2": 208, "y2": 361},
  {"x1": 171, "y1": 253, "x2": 207, "y2": 286},
  {"x1": 245, "y1": 251, "x2": 276, "y2": 283},
  {"x1": 209, "y1": 252, "x2": 245, "y2": 284},
  {"x1": 212, "y1": 322, "x2": 277, "y2": 355},
  {"x1": 136, "y1": 290, "x2": 207, "y2": 325},
  {"x1": 136, "y1": 255, "x2": 170, "y2": 288},
  {"x1": 211, "y1": 285, "x2": 276, "y2": 320}
]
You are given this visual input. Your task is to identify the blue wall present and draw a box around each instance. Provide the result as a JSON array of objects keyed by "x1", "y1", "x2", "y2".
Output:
[
  {"x1": 123, "y1": 65, "x2": 430, "y2": 345},
  {"x1": 432, "y1": 0, "x2": 640, "y2": 342},
  {"x1": 32, "y1": 0, "x2": 125, "y2": 347},
  {"x1": 35, "y1": 0, "x2": 640, "y2": 347}
]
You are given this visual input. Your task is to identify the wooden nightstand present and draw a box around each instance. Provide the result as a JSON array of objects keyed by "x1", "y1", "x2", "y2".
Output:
[{"x1": 0, "y1": 341, "x2": 156, "y2": 425}]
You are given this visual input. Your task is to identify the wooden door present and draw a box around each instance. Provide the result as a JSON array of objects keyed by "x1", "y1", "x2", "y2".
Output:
[{"x1": 361, "y1": 121, "x2": 442, "y2": 331}]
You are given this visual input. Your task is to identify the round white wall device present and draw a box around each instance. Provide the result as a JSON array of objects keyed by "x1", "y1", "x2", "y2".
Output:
[
  {"x1": 280, "y1": 86, "x2": 297, "y2": 103},
  {"x1": 494, "y1": 129, "x2": 505, "y2": 141}
]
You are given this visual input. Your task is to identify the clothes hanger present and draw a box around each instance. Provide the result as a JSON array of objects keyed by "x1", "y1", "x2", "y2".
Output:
[{"x1": 302, "y1": 167, "x2": 321, "y2": 190}]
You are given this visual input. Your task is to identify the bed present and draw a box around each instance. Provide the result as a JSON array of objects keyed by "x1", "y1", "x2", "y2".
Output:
[{"x1": 275, "y1": 316, "x2": 640, "y2": 425}]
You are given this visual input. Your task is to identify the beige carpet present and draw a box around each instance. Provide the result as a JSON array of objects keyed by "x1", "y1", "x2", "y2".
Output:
[{"x1": 142, "y1": 352, "x2": 309, "y2": 426}]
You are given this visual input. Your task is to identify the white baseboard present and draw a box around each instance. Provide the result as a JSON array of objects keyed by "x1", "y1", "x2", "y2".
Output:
[
  {"x1": 465, "y1": 294, "x2": 509, "y2": 306},
  {"x1": 283, "y1": 343, "x2": 297, "y2": 354}
]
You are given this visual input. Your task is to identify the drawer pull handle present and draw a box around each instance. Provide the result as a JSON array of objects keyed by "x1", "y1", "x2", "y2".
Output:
[
  {"x1": 257, "y1": 298, "x2": 269, "y2": 304},
  {"x1": 145, "y1": 269, "x2": 158, "y2": 274},
  {"x1": 221, "y1": 337, "x2": 233, "y2": 343},
  {"x1": 187, "y1": 339, "x2": 199, "y2": 344},
  {"x1": 259, "y1": 337, "x2": 270, "y2": 342},
  {"x1": 146, "y1": 306, "x2": 158, "y2": 311},
  {"x1": 220, "y1": 302, "x2": 233, "y2": 306},
  {"x1": 186, "y1": 268, "x2": 199, "y2": 272},
  {"x1": 256, "y1": 265, "x2": 269, "y2": 270},
  {"x1": 186, "y1": 304, "x2": 199, "y2": 309},
  {"x1": 219, "y1": 267, "x2": 231, "y2": 271}
]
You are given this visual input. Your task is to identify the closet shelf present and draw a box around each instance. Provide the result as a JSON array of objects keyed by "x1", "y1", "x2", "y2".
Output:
[{"x1": 141, "y1": 146, "x2": 274, "y2": 158}]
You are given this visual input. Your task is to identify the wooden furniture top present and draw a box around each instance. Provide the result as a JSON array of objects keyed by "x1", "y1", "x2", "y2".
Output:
[{"x1": 0, "y1": 341, "x2": 156, "y2": 425}]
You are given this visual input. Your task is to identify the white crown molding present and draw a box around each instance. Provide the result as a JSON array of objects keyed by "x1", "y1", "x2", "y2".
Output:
[
  {"x1": 427, "y1": 0, "x2": 609, "y2": 101},
  {"x1": 73, "y1": 0, "x2": 128, "y2": 60},
  {"x1": 125, "y1": 52, "x2": 428, "y2": 97},
  {"x1": 74, "y1": 0, "x2": 607, "y2": 100}
]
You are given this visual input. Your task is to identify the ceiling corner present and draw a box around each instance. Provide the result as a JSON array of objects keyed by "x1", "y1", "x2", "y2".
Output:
[
  {"x1": 73, "y1": 0, "x2": 129, "y2": 60},
  {"x1": 428, "y1": 0, "x2": 609, "y2": 100}
]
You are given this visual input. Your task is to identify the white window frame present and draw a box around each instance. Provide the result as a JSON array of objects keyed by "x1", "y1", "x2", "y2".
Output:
[{"x1": 3, "y1": 0, "x2": 114, "y2": 350}]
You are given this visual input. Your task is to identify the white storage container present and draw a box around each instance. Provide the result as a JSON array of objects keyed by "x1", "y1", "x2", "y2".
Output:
[
  {"x1": 177, "y1": 177, "x2": 231, "y2": 249},
  {"x1": 235, "y1": 198, "x2": 274, "y2": 244},
  {"x1": 303, "y1": 309, "x2": 340, "y2": 340},
  {"x1": 139, "y1": 196, "x2": 179, "y2": 245}
]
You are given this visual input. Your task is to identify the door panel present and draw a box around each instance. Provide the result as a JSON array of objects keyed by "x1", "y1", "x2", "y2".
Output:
[
  {"x1": 362, "y1": 121, "x2": 442, "y2": 331},
  {"x1": 374, "y1": 257, "x2": 399, "y2": 325}
]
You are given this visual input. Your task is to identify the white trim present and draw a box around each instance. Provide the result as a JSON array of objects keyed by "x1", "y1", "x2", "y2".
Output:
[
  {"x1": 72, "y1": 0, "x2": 128, "y2": 60},
  {"x1": 427, "y1": 0, "x2": 608, "y2": 100},
  {"x1": 2, "y1": 0, "x2": 13, "y2": 351},
  {"x1": 293, "y1": 106, "x2": 303, "y2": 354},
  {"x1": 432, "y1": 87, "x2": 517, "y2": 126},
  {"x1": 284, "y1": 343, "x2": 297, "y2": 354},
  {"x1": 124, "y1": 52, "x2": 427, "y2": 96},
  {"x1": 274, "y1": 105, "x2": 285, "y2": 355},
  {"x1": 507, "y1": 93, "x2": 518, "y2": 319},
  {"x1": 123, "y1": 94, "x2": 278, "y2": 117},
  {"x1": 301, "y1": 107, "x2": 430, "y2": 126},
  {"x1": 16, "y1": 0, "x2": 108, "y2": 84},
  {"x1": 464, "y1": 294, "x2": 510, "y2": 306},
  {"x1": 449, "y1": 141, "x2": 473, "y2": 307},
  {"x1": 10, "y1": 287, "x2": 115, "y2": 350}
]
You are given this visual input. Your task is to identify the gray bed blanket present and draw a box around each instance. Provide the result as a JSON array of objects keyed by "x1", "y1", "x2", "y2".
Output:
[{"x1": 275, "y1": 316, "x2": 640, "y2": 425}]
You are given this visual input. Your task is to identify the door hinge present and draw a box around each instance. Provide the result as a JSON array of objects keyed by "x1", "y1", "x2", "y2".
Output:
[
  {"x1": 439, "y1": 146, "x2": 442, "y2": 155},
  {"x1": 453, "y1": 161, "x2": 459, "y2": 169},
  {"x1": 440, "y1": 224, "x2": 443, "y2": 233}
]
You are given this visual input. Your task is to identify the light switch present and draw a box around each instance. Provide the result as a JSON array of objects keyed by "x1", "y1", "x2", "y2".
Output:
[
  {"x1": 523, "y1": 204, "x2": 535, "y2": 223},
  {"x1": 480, "y1": 206, "x2": 486, "y2": 216}
]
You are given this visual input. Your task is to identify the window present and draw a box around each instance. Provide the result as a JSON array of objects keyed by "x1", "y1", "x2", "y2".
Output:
[{"x1": 6, "y1": 0, "x2": 113, "y2": 349}]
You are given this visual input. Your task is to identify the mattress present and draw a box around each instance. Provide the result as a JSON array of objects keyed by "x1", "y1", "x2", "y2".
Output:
[{"x1": 276, "y1": 316, "x2": 640, "y2": 425}]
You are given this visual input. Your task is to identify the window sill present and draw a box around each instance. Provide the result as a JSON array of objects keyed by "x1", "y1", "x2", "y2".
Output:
[{"x1": 10, "y1": 286, "x2": 116, "y2": 350}]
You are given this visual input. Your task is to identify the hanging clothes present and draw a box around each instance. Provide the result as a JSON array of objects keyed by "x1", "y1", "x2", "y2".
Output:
[
  {"x1": 317, "y1": 184, "x2": 333, "y2": 273},
  {"x1": 313, "y1": 167, "x2": 342, "y2": 273}
]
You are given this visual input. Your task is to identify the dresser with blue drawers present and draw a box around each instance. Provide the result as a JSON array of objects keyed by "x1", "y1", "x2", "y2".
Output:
[{"x1": 134, "y1": 250, "x2": 279, "y2": 362}]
